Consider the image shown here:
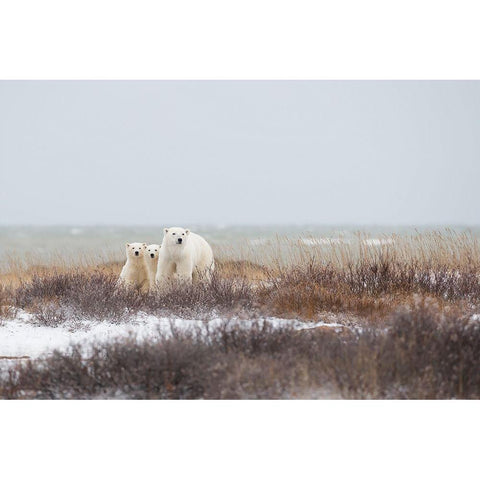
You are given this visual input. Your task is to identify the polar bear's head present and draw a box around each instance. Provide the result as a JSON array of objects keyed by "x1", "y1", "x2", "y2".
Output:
[
  {"x1": 163, "y1": 227, "x2": 190, "y2": 247},
  {"x1": 146, "y1": 244, "x2": 161, "y2": 259},
  {"x1": 126, "y1": 242, "x2": 146, "y2": 258}
]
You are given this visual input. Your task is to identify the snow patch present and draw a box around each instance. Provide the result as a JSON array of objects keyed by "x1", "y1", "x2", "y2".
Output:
[
  {"x1": 300, "y1": 238, "x2": 349, "y2": 246},
  {"x1": 0, "y1": 310, "x2": 347, "y2": 361},
  {"x1": 363, "y1": 238, "x2": 394, "y2": 246}
]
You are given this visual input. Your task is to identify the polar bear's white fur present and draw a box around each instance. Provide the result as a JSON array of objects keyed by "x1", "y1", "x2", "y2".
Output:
[
  {"x1": 155, "y1": 227, "x2": 214, "y2": 287},
  {"x1": 144, "y1": 244, "x2": 161, "y2": 288},
  {"x1": 118, "y1": 242, "x2": 149, "y2": 292}
]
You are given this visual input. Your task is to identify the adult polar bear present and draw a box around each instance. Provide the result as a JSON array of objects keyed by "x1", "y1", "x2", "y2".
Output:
[{"x1": 155, "y1": 227, "x2": 214, "y2": 287}]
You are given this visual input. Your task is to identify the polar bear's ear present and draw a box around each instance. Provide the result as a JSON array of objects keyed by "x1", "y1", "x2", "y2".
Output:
[
  {"x1": 164, "y1": 228, "x2": 169, "y2": 234},
  {"x1": 126, "y1": 243, "x2": 130, "y2": 247},
  {"x1": 185, "y1": 229, "x2": 190, "y2": 235},
  {"x1": 142, "y1": 243, "x2": 147, "y2": 247}
]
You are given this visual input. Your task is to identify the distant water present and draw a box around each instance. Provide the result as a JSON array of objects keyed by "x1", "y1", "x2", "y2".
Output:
[{"x1": 0, "y1": 225, "x2": 479, "y2": 269}]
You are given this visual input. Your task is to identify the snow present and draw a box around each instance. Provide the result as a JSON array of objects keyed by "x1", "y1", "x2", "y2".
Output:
[
  {"x1": 362, "y1": 238, "x2": 395, "y2": 246},
  {"x1": 0, "y1": 310, "x2": 346, "y2": 361},
  {"x1": 299, "y1": 237, "x2": 395, "y2": 246},
  {"x1": 300, "y1": 238, "x2": 349, "y2": 246}
]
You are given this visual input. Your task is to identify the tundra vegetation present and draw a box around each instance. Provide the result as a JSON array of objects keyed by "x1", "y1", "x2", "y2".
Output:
[{"x1": 1, "y1": 231, "x2": 480, "y2": 399}]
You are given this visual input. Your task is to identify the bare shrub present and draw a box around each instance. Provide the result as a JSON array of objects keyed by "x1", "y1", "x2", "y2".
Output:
[
  {"x1": 8, "y1": 268, "x2": 258, "y2": 324},
  {"x1": 2, "y1": 231, "x2": 480, "y2": 323},
  {"x1": 5, "y1": 250, "x2": 480, "y2": 325},
  {"x1": 3, "y1": 304, "x2": 480, "y2": 399},
  {"x1": 13, "y1": 271, "x2": 143, "y2": 323}
]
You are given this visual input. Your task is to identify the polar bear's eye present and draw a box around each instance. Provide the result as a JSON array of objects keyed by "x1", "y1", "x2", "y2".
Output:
[{"x1": 172, "y1": 233, "x2": 176, "y2": 236}]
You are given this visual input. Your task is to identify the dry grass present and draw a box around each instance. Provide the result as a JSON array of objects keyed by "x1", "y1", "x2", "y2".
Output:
[
  {"x1": 1, "y1": 231, "x2": 480, "y2": 323},
  {"x1": 2, "y1": 301, "x2": 480, "y2": 399}
]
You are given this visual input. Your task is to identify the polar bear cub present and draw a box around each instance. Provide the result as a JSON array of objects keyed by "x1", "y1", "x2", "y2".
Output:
[
  {"x1": 144, "y1": 244, "x2": 161, "y2": 288},
  {"x1": 155, "y1": 227, "x2": 214, "y2": 287},
  {"x1": 118, "y1": 242, "x2": 149, "y2": 292}
]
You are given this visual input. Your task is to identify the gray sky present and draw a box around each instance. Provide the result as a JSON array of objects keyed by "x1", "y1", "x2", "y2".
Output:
[{"x1": 1, "y1": 81, "x2": 479, "y2": 226}]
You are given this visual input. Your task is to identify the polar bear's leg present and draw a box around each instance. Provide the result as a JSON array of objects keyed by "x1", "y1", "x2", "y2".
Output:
[
  {"x1": 155, "y1": 258, "x2": 175, "y2": 288},
  {"x1": 192, "y1": 268, "x2": 199, "y2": 283},
  {"x1": 175, "y1": 260, "x2": 194, "y2": 285},
  {"x1": 140, "y1": 276, "x2": 150, "y2": 294}
]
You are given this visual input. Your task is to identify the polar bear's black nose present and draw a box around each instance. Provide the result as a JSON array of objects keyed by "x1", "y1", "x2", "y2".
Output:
[
  {"x1": 177, "y1": 238, "x2": 183, "y2": 244},
  {"x1": 135, "y1": 251, "x2": 139, "y2": 256},
  {"x1": 150, "y1": 253, "x2": 155, "y2": 258}
]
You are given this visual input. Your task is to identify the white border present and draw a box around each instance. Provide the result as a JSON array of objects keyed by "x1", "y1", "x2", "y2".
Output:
[
  {"x1": 1, "y1": 1, "x2": 479, "y2": 477},
  {"x1": 1, "y1": 0, "x2": 480, "y2": 79},
  {"x1": 1, "y1": 401, "x2": 479, "y2": 479}
]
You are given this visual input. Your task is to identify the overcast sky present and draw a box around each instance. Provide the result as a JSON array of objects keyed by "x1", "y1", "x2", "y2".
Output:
[{"x1": 1, "y1": 81, "x2": 478, "y2": 226}]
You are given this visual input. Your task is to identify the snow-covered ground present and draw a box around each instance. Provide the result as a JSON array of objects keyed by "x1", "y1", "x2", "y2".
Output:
[{"x1": 0, "y1": 310, "x2": 346, "y2": 360}]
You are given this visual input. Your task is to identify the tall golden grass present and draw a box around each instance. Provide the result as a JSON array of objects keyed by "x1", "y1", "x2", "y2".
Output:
[
  {"x1": 3, "y1": 230, "x2": 479, "y2": 280},
  {"x1": 2, "y1": 231, "x2": 479, "y2": 322}
]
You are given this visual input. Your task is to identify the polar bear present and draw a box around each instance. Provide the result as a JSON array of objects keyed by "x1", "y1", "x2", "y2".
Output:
[
  {"x1": 144, "y1": 244, "x2": 161, "y2": 288},
  {"x1": 118, "y1": 242, "x2": 149, "y2": 292},
  {"x1": 155, "y1": 227, "x2": 214, "y2": 287}
]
